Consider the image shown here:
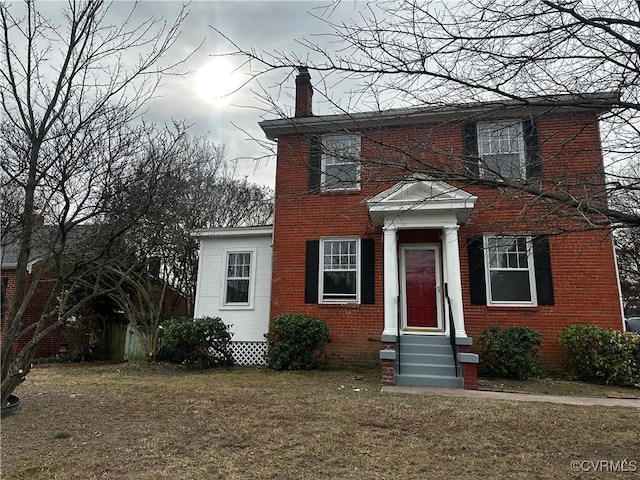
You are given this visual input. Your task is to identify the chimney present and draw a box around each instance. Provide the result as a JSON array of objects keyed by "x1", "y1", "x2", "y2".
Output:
[{"x1": 295, "y1": 66, "x2": 313, "y2": 117}]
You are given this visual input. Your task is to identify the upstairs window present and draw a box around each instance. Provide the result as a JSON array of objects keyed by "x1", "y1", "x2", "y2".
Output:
[
  {"x1": 463, "y1": 120, "x2": 542, "y2": 180},
  {"x1": 321, "y1": 134, "x2": 361, "y2": 191},
  {"x1": 477, "y1": 122, "x2": 525, "y2": 179}
]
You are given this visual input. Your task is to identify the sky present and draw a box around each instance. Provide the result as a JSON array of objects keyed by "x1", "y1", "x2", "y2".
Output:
[
  {"x1": 108, "y1": 1, "x2": 368, "y2": 189},
  {"x1": 4, "y1": 0, "x2": 369, "y2": 189}
]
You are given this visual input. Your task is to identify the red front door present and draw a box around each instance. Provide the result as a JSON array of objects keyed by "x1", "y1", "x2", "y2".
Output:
[{"x1": 403, "y1": 248, "x2": 439, "y2": 328}]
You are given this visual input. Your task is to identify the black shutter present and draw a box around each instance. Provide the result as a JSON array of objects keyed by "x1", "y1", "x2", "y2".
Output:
[
  {"x1": 463, "y1": 122, "x2": 480, "y2": 177},
  {"x1": 523, "y1": 119, "x2": 542, "y2": 179},
  {"x1": 304, "y1": 240, "x2": 319, "y2": 303},
  {"x1": 533, "y1": 235, "x2": 554, "y2": 305},
  {"x1": 467, "y1": 235, "x2": 487, "y2": 305},
  {"x1": 308, "y1": 135, "x2": 321, "y2": 193},
  {"x1": 360, "y1": 238, "x2": 375, "y2": 304}
]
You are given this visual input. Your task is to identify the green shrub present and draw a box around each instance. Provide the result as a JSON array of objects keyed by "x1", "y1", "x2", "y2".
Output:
[
  {"x1": 266, "y1": 313, "x2": 331, "y2": 371},
  {"x1": 158, "y1": 316, "x2": 234, "y2": 368},
  {"x1": 558, "y1": 324, "x2": 640, "y2": 386},
  {"x1": 478, "y1": 325, "x2": 543, "y2": 380}
]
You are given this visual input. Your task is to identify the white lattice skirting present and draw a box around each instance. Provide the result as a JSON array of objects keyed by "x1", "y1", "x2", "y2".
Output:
[{"x1": 231, "y1": 341, "x2": 268, "y2": 366}]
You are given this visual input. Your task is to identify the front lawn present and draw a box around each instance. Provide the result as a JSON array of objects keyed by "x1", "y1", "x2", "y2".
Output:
[{"x1": 2, "y1": 363, "x2": 638, "y2": 479}]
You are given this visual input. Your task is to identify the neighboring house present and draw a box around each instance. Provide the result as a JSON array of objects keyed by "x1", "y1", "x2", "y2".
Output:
[
  {"x1": 1, "y1": 225, "x2": 189, "y2": 360},
  {"x1": 194, "y1": 69, "x2": 624, "y2": 388},
  {"x1": 193, "y1": 227, "x2": 273, "y2": 365},
  {"x1": 1, "y1": 232, "x2": 64, "y2": 358}
]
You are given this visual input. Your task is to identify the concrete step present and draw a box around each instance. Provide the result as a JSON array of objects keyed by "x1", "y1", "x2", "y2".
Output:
[
  {"x1": 399, "y1": 352, "x2": 457, "y2": 367},
  {"x1": 395, "y1": 373, "x2": 464, "y2": 388},
  {"x1": 398, "y1": 334, "x2": 452, "y2": 346},
  {"x1": 397, "y1": 342, "x2": 454, "y2": 355},
  {"x1": 396, "y1": 361, "x2": 460, "y2": 377}
]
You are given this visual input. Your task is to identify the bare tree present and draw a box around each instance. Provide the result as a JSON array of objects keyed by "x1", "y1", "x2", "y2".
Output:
[
  {"x1": 111, "y1": 134, "x2": 274, "y2": 318},
  {"x1": 615, "y1": 228, "x2": 640, "y2": 315},
  {"x1": 217, "y1": 0, "x2": 640, "y2": 230},
  {"x1": 0, "y1": 0, "x2": 190, "y2": 404}
]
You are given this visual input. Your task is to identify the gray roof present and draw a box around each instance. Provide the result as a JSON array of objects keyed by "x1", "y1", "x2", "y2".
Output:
[{"x1": 259, "y1": 92, "x2": 619, "y2": 139}]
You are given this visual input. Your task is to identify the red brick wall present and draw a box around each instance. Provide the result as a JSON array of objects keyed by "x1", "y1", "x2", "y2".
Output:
[
  {"x1": 1, "y1": 268, "x2": 66, "y2": 358},
  {"x1": 270, "y1": 112, "x2": 623, "y2": 368}
]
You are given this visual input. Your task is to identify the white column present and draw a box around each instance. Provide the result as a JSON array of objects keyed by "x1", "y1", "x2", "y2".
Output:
[
  {"x1": 382, "y1": 224, "x2": 399, "y2": 339},
  {"x1": 443, "y1": 225, "x2": 467, "y2": 338}
]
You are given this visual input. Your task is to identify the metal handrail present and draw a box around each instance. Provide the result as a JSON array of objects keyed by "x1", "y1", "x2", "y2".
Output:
[
  {"x1": 396, "y1": 294, "x2": 401, "y2": 374},
  {"x1": 444, "y1": 283, "x2": 459, "y2": 377}
]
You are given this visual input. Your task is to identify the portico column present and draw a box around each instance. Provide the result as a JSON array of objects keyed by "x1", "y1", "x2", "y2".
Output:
[
  {"x1": 382, "y1": 224, "x2": 399, "y2": 338},
  {"x1": 443, "y1": 225, "x2": 467, "y2": 338}
]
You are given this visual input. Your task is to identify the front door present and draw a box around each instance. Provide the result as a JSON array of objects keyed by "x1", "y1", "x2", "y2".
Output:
[{"x1": 401, "y1": 245, "x2": 442, "y2": 330}]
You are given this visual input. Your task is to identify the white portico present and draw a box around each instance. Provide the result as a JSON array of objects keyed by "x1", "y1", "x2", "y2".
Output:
[{"x1": 367, "y1": 178, "x2": 477, "y2": 341}]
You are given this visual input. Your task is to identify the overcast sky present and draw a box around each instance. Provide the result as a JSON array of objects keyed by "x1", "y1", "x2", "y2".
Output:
[{"x1": 118, "y1": 1, "x2": 367, "y2": 189}]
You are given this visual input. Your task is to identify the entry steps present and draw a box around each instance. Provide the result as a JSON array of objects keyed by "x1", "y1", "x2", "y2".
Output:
[{"x1": 394, "y1": 334, "x2": 463, "y2": 388}]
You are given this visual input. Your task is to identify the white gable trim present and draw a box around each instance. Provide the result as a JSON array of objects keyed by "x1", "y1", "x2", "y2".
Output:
[{"x1": 367, "y1": 178, "x2": 477, "y2": 226}]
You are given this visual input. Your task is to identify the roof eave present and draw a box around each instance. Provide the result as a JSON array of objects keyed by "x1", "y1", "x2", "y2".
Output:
[
  {"x1": 259, "y1": 92, "x2": 620, "y2": 139},
  {"x1": 192, "y1": 225, "x2": 274, "y2": 239}
]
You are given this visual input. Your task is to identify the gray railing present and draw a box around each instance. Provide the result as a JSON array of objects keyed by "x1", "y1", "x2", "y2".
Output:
[{"x1": 444, "y1": 283, "x2": 459, "y2": 377}]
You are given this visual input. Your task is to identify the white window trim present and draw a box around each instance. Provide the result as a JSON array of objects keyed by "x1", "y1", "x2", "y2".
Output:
[
  {"x1": 321, "y1": 134, "x2": 361, "y2": 192},
  {"x1": 220, "y1": 248, "x2": 257, "y2": 310},
  {"x1": 483, "y1": 235, "x2": 538, "y2": 307},
  {"x1": 319, "y1": 237, "x2": 361, "y2": 304},
  {"x1": 477, "y1": 121, "x2": 526, "y2": 179}
]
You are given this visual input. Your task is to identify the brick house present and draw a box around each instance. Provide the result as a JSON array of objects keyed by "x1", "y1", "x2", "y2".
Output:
[
  {"x1": 194, "y1": 68, "x2": 624, "y2": 388},
  {"x1": 1, "y1": 238, "x2": 64, "y2": 358},
  {"x1": 2, "y1": 227, "x2": 189, "y2": 360}
]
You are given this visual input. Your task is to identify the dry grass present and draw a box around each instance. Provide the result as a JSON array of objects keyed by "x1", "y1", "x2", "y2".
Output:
[
  {"x1": 478, "y1": 377, "x2": 640, "y2": 398},
  {"x1": 1, "y1": 363, "x2": 639, "y2": 479}
]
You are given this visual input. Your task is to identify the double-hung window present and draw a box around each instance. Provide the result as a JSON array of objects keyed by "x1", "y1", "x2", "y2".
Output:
[
  {"x1": 320, "y1": 239, "x2": 359, "y2": 302},
  {"x1": 477, "y1": 122, "x2": 526, "y2": 180},
  {"x1": 484, "y1": 235, "x2": 537, "y2": 305},
  {"x1": 321, "y1": 134, "x2": 361, "y2": 191},
  {"x1": 223, "y1": 251, "x2": 253, "y2": 306},
  {"x1": 304, "y1": 238, "x2": 375, "y2": 305}
]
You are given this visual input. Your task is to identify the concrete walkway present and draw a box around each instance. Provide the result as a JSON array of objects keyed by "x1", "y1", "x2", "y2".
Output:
[{"x1": 382, "y1": 385, "x2": 640, "y2": 408}]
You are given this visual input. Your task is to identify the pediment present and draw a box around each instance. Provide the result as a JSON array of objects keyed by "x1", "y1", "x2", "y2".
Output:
[{"x1": 366, "y1": 177, "x2": 477, "y2": 226}]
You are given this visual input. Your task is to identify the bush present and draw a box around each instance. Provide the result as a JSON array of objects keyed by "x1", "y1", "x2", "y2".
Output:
[
  {"x1": 558, "y1": 324, "x2": 640, "y2": 386},
  {"x1": 478, "y1": 325, "x2": 543, "y2": 380},
  {"x1": 265, "y1": 313, "x2": 331, "y2": 371},
  {"x1": 158, "y1": 316, "x2": 234, "y2": 368}
]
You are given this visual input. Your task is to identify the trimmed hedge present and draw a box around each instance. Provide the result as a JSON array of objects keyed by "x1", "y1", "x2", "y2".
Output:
[
  {"x1": 558, "y1": 324, "x2": 640, "y2": 386},
  {"x1": 265, "y1": 313, "x2": 331, "y2": 370},
  {"x1": 158, "y1": 316, "x2": 234, "y2": 368},
  {"x1": 478, "y1": 325, "x2": 543, "y2": 380}
]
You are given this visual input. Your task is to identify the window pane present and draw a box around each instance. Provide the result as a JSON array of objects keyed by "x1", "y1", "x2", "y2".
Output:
[
  {"x1": 321, "y1": 240, "x2": 358, "y2": 301},
  {"x1": 225, "y1": 251, "x2": 251, "y2": 304},
  {"x1": 478, "y1": 123, "x2": 523, "y2": 179},
  {"x1": 323, "y1": 271, "x2": 356, "y2": 297},
  {"x1": 325, "y1": 164, "x2": 358, "y2": 190},
  {"x1": 322, "y1": 135, "x2": 360, "y2": 191},
  {"x1": 482, "y1": 154, "x2": 522, "y2": 178},
  {"x1": 490, "y1": 271, "x2": 531, "y2": 302},
  {"x1": 226, "y1": 279, "x2": 249, "y2": 303}
]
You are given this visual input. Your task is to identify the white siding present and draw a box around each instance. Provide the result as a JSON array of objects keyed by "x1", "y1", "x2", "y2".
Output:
[{"x1": 194, "y1": 231, "x2": 272, "y2": 342}]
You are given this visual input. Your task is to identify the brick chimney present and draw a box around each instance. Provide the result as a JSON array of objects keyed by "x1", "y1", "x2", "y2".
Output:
[{"x1": 295, "y1": 67, "x2": 313, "y2": 117}]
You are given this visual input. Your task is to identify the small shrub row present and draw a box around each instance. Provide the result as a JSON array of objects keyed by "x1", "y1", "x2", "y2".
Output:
[
  {"x1": 158, "y1": 316, "x2": 234, "y2": 368},
  {"x1": 265, "y1": 313, "x2": 331, "y2": 371},
  {"x1": 478, "y1": 325, "x2": 543, "y2": 380},
  {"x1": 558, "y1": 324, "x2": 640, "y2": 386}
]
